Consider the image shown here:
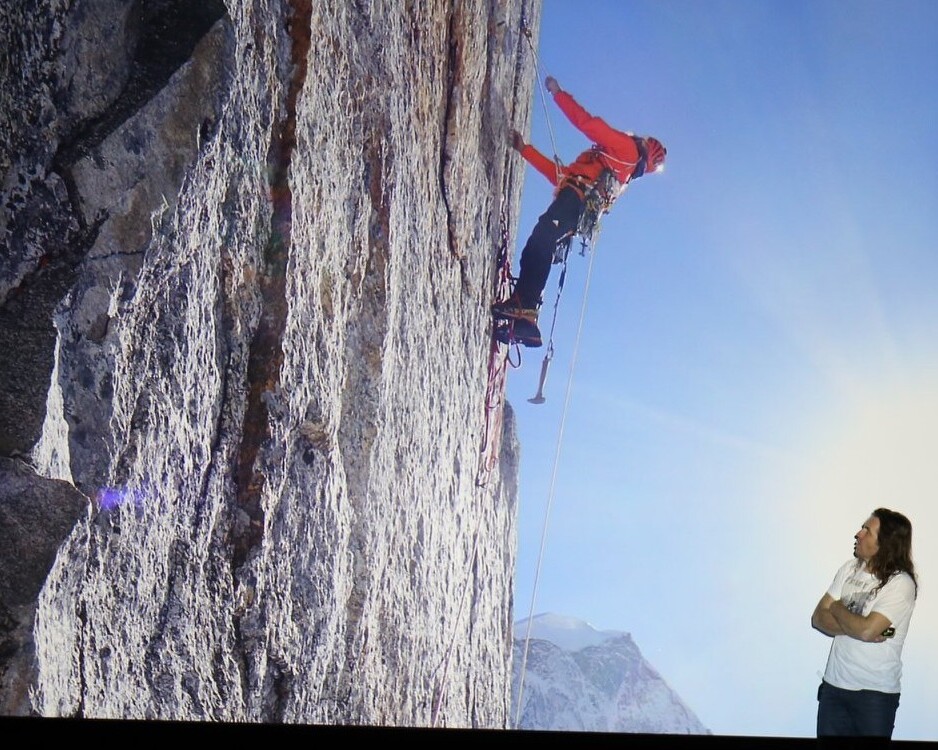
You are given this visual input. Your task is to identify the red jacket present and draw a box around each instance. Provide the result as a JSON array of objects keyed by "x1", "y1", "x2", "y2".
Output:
[{"x1": 520, "y1": 90, "x2": 642, "y2": 193}]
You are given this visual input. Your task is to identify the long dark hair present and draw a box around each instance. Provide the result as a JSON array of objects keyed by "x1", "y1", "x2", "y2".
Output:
[{"x1": 870, "y1": 508, "x2": 917, "y2": 596}]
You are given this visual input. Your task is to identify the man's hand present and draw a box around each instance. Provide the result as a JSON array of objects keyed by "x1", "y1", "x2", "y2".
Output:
[
  {"x1": 829, "y1": 599, "x2": 891, "y2": 643},
  {"x1": 545, "y1": 76, "x2": 561, "y2": 95},
  {"x1": 812, "y1": 594, "x2": 844, "y2": 637},
  {"x1": 510, "y1": 129, "x2": 525, "y2": 152}
]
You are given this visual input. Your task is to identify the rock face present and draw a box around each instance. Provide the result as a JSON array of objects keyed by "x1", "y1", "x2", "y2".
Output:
[
  {"x1": 0, "y1": 458, "x2": 88, "y2": 716},
  {"x1": 512, "y1": 614, "x2": 710, "y2": 734},
  {"x1": 1, "y1": 0, "x2": 538, "y2": 726}
]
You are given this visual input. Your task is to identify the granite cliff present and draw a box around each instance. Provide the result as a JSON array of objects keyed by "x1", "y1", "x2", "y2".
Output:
[{"x1": 1, "y1": 0, "x2": 538, "y2": 726}]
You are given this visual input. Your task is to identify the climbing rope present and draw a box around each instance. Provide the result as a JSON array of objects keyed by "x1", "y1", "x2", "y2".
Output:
[
  {"x1": 459, "y1": 15, "x2": 621, "y2": 728},
  {"x1": 477, "y1": 213, "x2": 524, "y2": 488},
  {"x1": 521, "y1": 24, "x2": 564, "y2": 185},
  {"x1": 512, "y1": 22, "x2": 621, "y2": 727},
  {"x1": 513, "y1": 225, "x2": 602, "y2": 728},
  {"x1": 435, "y1": 10, "x2": 532, "y2": 727}
]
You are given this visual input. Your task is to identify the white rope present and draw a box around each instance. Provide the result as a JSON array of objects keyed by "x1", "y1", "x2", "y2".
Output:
[
  {"x1": 522, "y1": 25, "x2": 564, "y2": 185},
  {"x1": 513, "y1": 230, "x2": 601, "y2": 728},
  {"x1": 514, "y1": 19, "x2": 614, "y2": 729}
]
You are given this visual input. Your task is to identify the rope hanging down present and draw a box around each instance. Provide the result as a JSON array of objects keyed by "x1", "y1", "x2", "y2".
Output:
[
  {"x1": 514, "y1": 223, "x2": 602, "y2": 729},
  {"x1": 514, "y1": 20, "x2": 616, "y2": 729}
]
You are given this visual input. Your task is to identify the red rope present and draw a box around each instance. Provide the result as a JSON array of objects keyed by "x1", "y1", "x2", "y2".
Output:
[{"x1": 476, "y1": 219, "x2": 523, "y2": 486}]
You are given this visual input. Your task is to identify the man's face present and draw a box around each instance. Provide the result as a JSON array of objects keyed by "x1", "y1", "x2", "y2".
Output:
[{"x1": 854, "y1": 515, "x2": 881, "y2": 563}]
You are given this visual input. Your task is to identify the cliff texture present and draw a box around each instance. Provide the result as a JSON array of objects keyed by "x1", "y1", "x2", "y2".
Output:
[{"x1": 0, "y1": 0, "x2": 537, "y2": 727}]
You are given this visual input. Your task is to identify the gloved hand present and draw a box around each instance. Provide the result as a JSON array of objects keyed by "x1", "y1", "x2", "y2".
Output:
[{"x1": 545, "y1": 76, "x2": 560, "y2": 94}]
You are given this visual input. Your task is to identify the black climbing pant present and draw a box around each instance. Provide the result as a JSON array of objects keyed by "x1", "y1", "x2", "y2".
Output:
[{"x1": 514, "y1": 186, "x2": 584, "y2": 309}]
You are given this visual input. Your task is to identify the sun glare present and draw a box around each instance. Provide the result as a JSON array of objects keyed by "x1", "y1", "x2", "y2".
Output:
[{"x1": 805, "y1": 374, "x2": 938, "y2": 513}]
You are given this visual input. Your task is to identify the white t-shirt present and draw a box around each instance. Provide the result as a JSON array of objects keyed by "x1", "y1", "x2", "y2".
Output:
[{"x1": 823, "y1": 558, "x2": 916, "y2": 693}]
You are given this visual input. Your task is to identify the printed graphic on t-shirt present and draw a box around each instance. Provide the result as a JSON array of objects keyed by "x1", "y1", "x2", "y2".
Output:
[
  {"x1": 841, "y1": 568, "x2": 878, "y2": 616},
  {"x1": 843, "y1": 590, "x2": 871, "y2": 615}
]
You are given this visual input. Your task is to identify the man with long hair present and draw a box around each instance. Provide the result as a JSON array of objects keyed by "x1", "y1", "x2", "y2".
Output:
[{"x1": 811, "y1": 509, "x2": 918, "y2": 743}]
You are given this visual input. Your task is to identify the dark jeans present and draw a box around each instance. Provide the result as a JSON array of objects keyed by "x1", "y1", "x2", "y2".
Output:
[
  {"x1": 817, "y1": 680, "x2": 899, "y2": 746},
  {"x1": 514, "y1": 186, "x2": 584, "y2": 308}
]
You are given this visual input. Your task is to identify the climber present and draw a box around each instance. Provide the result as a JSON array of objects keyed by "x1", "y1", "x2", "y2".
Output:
[{"x1": 494, "y1": 76, "x2": 666, "y2": 347}]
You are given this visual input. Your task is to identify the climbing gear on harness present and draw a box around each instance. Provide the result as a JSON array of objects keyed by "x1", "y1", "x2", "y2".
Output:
[
  {"x1": 575, "y1": 166, "x2": 623, "y2": 250},
  {"x1": 551, "y1": 230, "x2": 575, "y2": 264}
]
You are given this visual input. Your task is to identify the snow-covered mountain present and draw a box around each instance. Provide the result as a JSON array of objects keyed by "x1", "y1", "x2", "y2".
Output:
[{"x1": 512, "y1": 613, "x2": 710, "y2": 734}]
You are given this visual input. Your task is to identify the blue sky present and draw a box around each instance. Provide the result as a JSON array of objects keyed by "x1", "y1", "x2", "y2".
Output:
[{"x1": 509, "y1": 1, "x2": 938, "y2": 739}]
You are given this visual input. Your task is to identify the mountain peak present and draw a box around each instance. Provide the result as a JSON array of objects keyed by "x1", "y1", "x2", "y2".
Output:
[
  {"x1": 514, "y1": 612, "x2": 627, "y2": 651},
  {"x1": 512, "y1": 612, "x2": 709, "y2": 734}
]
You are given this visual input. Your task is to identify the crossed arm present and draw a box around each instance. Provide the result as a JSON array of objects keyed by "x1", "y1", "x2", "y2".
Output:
[{"x1": 811, "y1": 593, "x2": 890, "y2": 642}]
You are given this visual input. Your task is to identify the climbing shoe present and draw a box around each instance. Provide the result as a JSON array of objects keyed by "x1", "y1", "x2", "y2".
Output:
[
  {"x1": 494, "y1": 318, "x2": 542, "y2": 348},
  {"x1": 492, "y1": 294, "x2": 539, "y2": 325}
]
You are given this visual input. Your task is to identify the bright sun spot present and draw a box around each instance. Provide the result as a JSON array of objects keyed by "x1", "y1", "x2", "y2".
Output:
[{"x1": 801, "y1": 374, "x2": 938, "y2": 520}]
